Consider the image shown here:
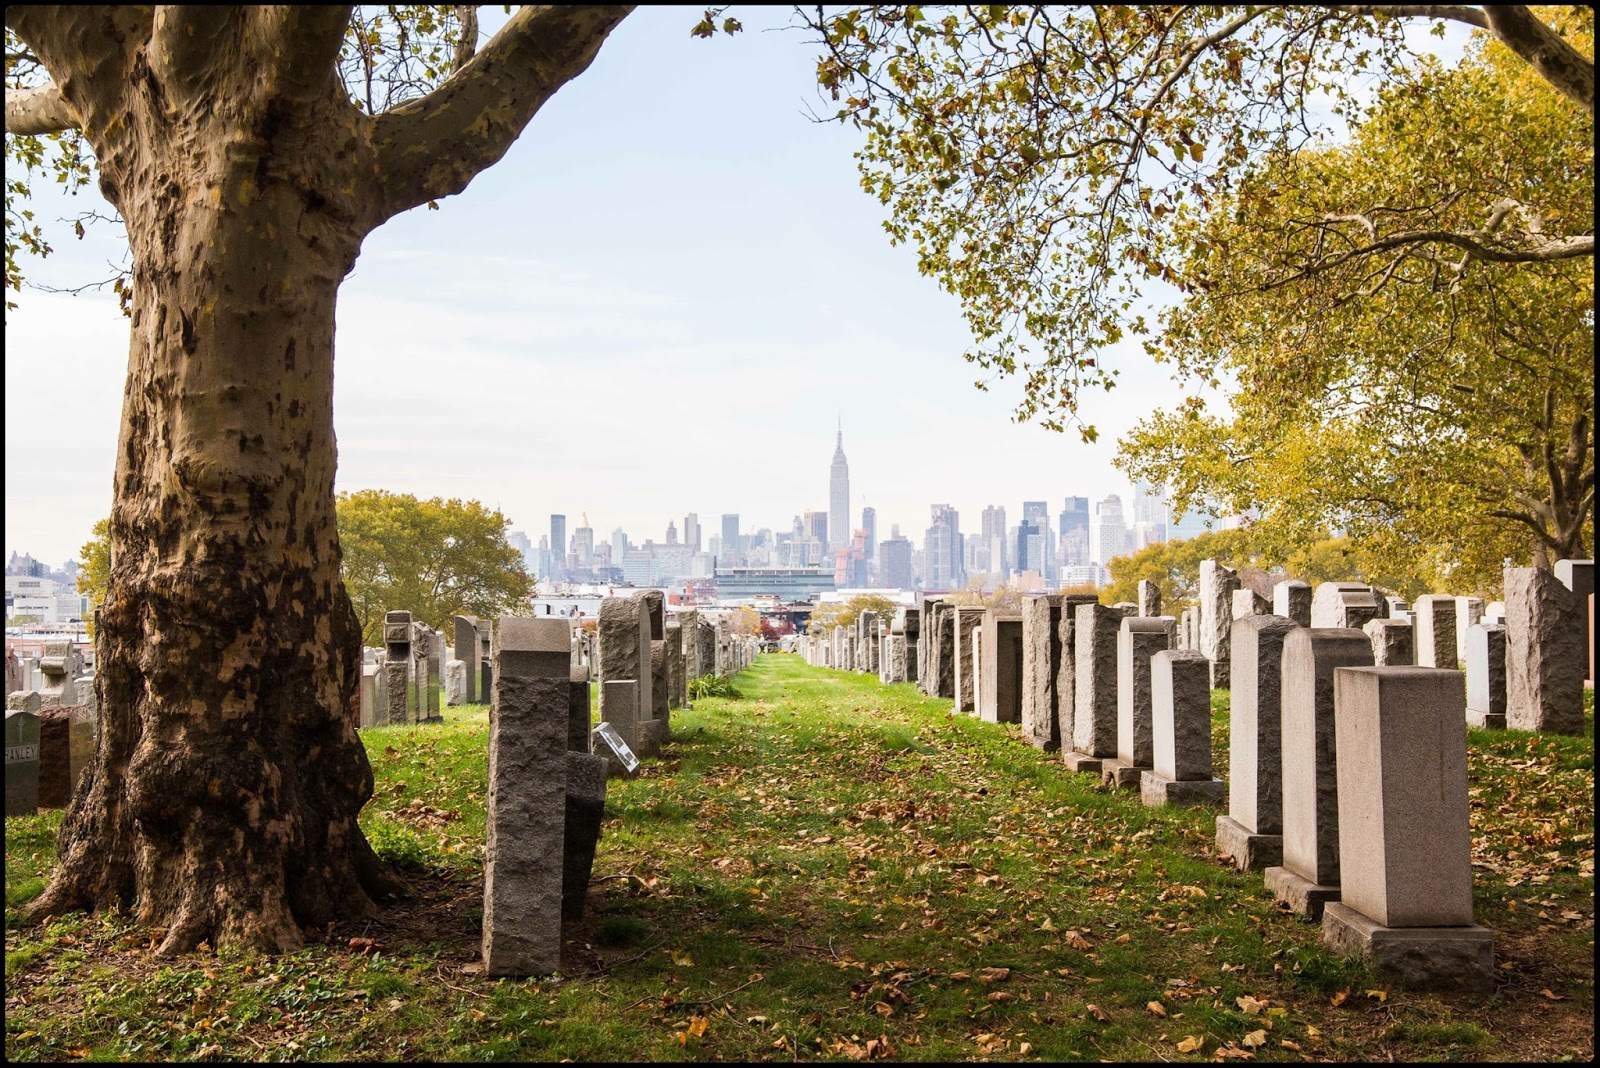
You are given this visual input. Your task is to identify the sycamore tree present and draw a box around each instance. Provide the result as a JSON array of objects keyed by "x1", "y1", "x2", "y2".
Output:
[
  {"x1": 801, "y1": 4, "x2": 1591, "y2": 433},
  {"x1": 1117, "y1": 21, "x2": 1593, "y2": 582},
  {"x1": 4, "y1": 5, "x2": 632, "y2": 954},
  {"x1": 337, "y1": 490, "x2": 533, "y2": 644}
]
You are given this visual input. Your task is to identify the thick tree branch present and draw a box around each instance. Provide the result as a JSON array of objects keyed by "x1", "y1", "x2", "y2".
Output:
[
  {"x1": 1482, "y1": 5, "x2": 1594, "y2": 116},
  {"x1": 150, "y1": 7, "x2": 241, "y2": 102},
  {"x1": 252, "y1": 6, "x2": 358, "y2": 105},
  {"x1": 453, "y1": 5, "x2": 480, "y2": 72},
  {"x1": 369, "y1": 4, "x2": 632, "y2": 221},
  {"x1": 7, "y1": 7, "x2": 152, "y2": 152},
  {"x1": 1325, "y1": 5, "x2": 1489, "y2": 30},
  {"x1": 4, "y1": 82, "x2": 79, "y2": 134}
]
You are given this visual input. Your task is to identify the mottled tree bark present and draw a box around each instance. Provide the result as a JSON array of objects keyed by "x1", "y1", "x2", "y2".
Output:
[{"x1": 8, "y1": 4, "x2": 630, "y2": 954}]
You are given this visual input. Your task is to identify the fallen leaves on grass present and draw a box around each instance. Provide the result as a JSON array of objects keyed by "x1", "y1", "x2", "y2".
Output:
[{"x1": 1176, "y1": 1034, "x2": 1204, "y2": 1052}]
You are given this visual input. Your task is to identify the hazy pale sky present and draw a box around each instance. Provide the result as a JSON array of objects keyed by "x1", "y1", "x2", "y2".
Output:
[{"x1": 3, "y1": 8, "x2": 1469, "y2": 567}]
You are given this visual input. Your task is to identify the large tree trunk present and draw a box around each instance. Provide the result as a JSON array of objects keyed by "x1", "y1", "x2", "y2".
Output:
[{"x1": 23, "y1": 97, "x2": 400, "y2": 954}]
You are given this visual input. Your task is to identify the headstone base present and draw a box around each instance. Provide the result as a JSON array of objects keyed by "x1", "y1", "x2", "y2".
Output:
[
  {"x1": 1025, "y1": 733, "x2": 1060, "y2": 753},
  {"x1": 1264, "y1": 865, "x2": 1340, "y2": 920},
  {"x1": 1215, "y1": 814, "x2": 1282, "y2": 871},
  {"x1": 1140, "y1": 771, "x2": 1223, "y2": 807},
  {"x1": 1099, "y1": 759, "x2": 1145, "y2": 791},
  {"x1": 1321, "y1": 901, "x2": 1494, "y2": 992},
  {"x1": 1062, "y1": 751, "x2": 1104, "y2": 774},
  {"x1": 1465, "y1": 710, "x2": 1506, "y2": 730}
]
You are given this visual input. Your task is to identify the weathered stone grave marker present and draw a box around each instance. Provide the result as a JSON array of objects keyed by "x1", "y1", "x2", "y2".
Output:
[
  {"x1": 1216, "y1": 614, "x2": 1298, "y2": 871},
  {"x1": 1142, "y1": 649, "x2": 1222, "y2": 806}
]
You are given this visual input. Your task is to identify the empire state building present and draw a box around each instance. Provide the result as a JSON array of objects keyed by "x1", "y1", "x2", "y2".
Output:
[{"x1": 829, "y1": 422, "x2": 850, "y2": 550}]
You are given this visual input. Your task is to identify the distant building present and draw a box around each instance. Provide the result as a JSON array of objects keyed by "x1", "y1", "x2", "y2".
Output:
[
  {"x1": 924, "y1": 504, "x2": 962, "y2": 589},
  {"x1": 879, "y1": 530, "x2": 914, "y2": 590},
  {"x1": 1059, "y1": 497, "x2": 1090, "y2": 568},
  {"x1": 861, "y1": 505, "x2": 876, "y2": 564},
  {"x1": 1092, "y1": 495, "x2": 1128, "y2": 566},
  {"x1": 549, "y1": 514, "x2": 567, "y2": 580},
  {"x1": 683, "y1": 513, "x2": 702, "y2": 553},
  {"x1": 721, "y1": 514, "x2": 741, "y2": 567},
  {"x1": 829, "y1": 422, "x2": 850, "y2": 550},
  {"x1": 981, "y1": 504, "x2": 1008, "y2": 576},
  {"x1": 715, "y1": 567, "x2": 836, "y2": 601}
]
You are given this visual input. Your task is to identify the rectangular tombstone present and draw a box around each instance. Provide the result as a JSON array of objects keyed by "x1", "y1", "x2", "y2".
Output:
[
  {"x1": 360, "y1": 665, "x2": 378, "y2": 728},
  {"x1": 563, "y1": 750, "x2": 607, "y2": 921},
  {"x1": 1413, "y1": 595, "x2": 1457, "y2": 669},
  {"x1": 1453, "y1": 597, "x2": 1484, "y2": 665},
  {"x1": 858, "y1": 612, "x2": 879, "y2": 675},
  {"x1": 977, "y1": 613, "x2": 1023, "y2": 724},
  {"x1": 1111, "y1": 616, "x2": 1176, "y2": 788},
  {"x1": 1464, "y1": 623, "x2": 1506, "y2": 728},
  {"x1": 1066, "y1": 603, "x2": 1129, "y2": 769},
  {"x1": 953, "y1": 606, "x2": 984, "y2": 712},
  {"x1": 445, "y1": 659, "x2": 467, "y2": 706},
  {"x1": 424, "y1": 627, "x2": 445, "y2": 720},
  {"x1": 649, "y1": 639, "x2": 669, "y2": 749},
  {"x1": 453, "y1": 615, "x2": 479, "y2": 704},
  {"x1": 6, "y1": 707, "x2": 41, "y2": 816},
  {"x1": 1232, "y1": 588, "x2": 1270, "y2": 620},
  {"x1": 1051, "y1": 594, "x2": 1101, "y2": 756},
  {"x1": 888, "y1": 634, "x2": 908, "y2": 683},
  {"x1": 37, "y1": 704, "x2": 95, "y2": 809},
  {"x1": 478, "y1": 623, "x2": 494, "y2": 707},
  {"x1": 371, "y1": 658, "x2": 389, "y2": 726},
  {"x1": 1311, "y1": 583, "x2": 1381, "y2": 630},
  {"x1": 1503, "y1": 567, "x2": 1584, "y2": 733},
  {"x1": 1553, "y1": 559, "x2": 1593, "y2": 683},
  {"x1": 384, "y1": 611, "x2": 413, "y2": 726},
  {"x1": 482, "y1": 617, "x2": 569, "y2": 978},
  {"x1": 1273, "y1": 581, "x2": 1313, "y2": 627},
  {"x1": 1138, "y1": 580, "x2": 1162, "y2": 617},
  {"x1": 1020, "y1": 596, "x2": 1064, "y2": 750},
  {"x1": 1224, "y1": 613, "x2": 1300, "y2": 837},
  {"x1": 1331, "y1": 666, "x2": 1474, "y2": 928},
  {"x1": 1267, "y1": 628, "x2": 1373, "y2": 917},
  {"x1": 1364, "y1": 618, "x2": 1414, "y2": 667},
  {"x1": 970, "y1": 629, "x2": 983, "y2": 716},
  {"x1": 1143, "y1": 649, "x2": 1222, "y2": 806},
  {"x1": 598, "y1": 594, "x2": 654, "y2": 756},
  {"x1": 1198, "y1": 559, "x2": 1240, "y2": 688},
  {"x1": 665, "y1": 623, "x2": 685, "y2": 710},
  {"x1": 934, "y1": 602, "x2": 956, "y2": 698},
  {"x1": 568, "y1": 668, "x2": 592, "y2": 753}
]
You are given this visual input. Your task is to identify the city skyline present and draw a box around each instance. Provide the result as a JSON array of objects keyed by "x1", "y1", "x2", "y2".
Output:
[{"x1": 4, "y1": 6, "x2": 1310, "y2": 569}]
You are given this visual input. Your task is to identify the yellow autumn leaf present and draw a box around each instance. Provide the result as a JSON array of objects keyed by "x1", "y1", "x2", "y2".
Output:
[
  {"x1": 1243, "y1": 1029, "x2": 1267, "y2": 1048},
  {"x1": 1147, "y1": 1001, "x2": 1168, "y2": 1016},
  {"x1": 1176, "y1": 1034, "x2": 1204, "y2": 1053},
  {"x1": 1365, "y1": 989, "x2": 1387, "y2": 1003},
  {"x1": 671, "y1": 948, "x2": 694, "y2": 967},
  {"x1": 1235, "y1": 995, "x2": 1264, "y2": 1015}
]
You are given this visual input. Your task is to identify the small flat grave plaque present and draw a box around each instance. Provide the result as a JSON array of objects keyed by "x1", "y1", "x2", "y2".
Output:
[{"x1": 592, "y1": 721, "x2": 639, "y2": 774}]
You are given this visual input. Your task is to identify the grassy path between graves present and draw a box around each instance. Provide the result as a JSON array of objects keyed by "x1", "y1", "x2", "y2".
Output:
[{"x1": 5, "y1": 654, "x2": 1594, "y2": 1062}]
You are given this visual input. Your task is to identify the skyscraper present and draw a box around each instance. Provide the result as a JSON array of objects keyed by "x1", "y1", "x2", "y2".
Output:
[
  {"x1": 1092, "y1": 495, "x2": 1128, "y2": 566},
  {"x1": 1059, "y1": 497, "x2": 1090, "y2": 568},
  {"x1": 611, "y1": 527, "x2": 628, "y2": 566},
  {"x1": 829, "y1": 421, "x2": 850, "y2": 550},
  {"x1": 721, "y1": 514, "x2": 740, "y2": 566},
  {"x1": 683, "y1": 513, "x2": 701, "y2": 553},
  {"x1": 666, "y1": 519, "x2": 679, "y2": 545},
  {"x1": 1021, "y1": 500, "x2": 1052, "y2": 583},
  {"x1": 549, "y1": 514, "x2": 567, "y2": 580},
  {"x1": 860, "y1": 506, "x2": 876, "y2": 563},
  {"x1": 925, "y1": 503, "x2": 962, "y2": 589},
  {"x1": 1131, "y1": 482, "x2": 1169, "y2": 545},
  {"x1": 571, "y1": 514, "x2": 595, "y2": 568},
  {"x1": 879, "y1": 528, "x2": 914, "y2": 590},
  {"x1": 981, "y1": 504, "x2": 1008, "y2": 576}
]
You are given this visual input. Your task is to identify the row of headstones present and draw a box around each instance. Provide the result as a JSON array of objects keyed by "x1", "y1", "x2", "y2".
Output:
[
  {"x1": 6, "y1": 641, "x2": 97, "y2": 817},
  {"x1": 1171, "y1": 561, "x2": 1592, "y2": 733},
  {"x1": 354, "y1": 611, "x2": 447, "y2": 728},
  {"x1": 794, "y1": 608, "x2": 922, "y2": 686},
  {"x1": 824, "y1": 564, "x2": 1588, "y2": 989},
  {"x1": 480, "y1": 597, "x2": 761, "y2": 976}
]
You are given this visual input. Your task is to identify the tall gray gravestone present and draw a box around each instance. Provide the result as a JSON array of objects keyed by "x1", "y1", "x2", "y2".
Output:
[
  {"x1": 1064, "y1": 603, "x2": 1132, "y2": 773},
  {"x1": 665, "y1": 622, "x2": 685, "y2": 710},
  {"x1": 1503, "y1": 567, "x2": 1584, "y2": 734},
  {"x1": 977, "y1": 611, "x2": 1023, "y2": 724},
  {"x1": 1413, "y1": 595, "x2": 1457, "y2": 669},
  {"x1": 1021, "y1": 595, "x2": 1065, "y2": 751},
  {"x1": 1553, "y1": 559, "x2": 1592, "y2": 684},
  {"x1": 1216, "y1": 614, "x2": 1299, "y2": 871},
  {"x1": 953, "y1": 606, "x2": 984, "y2": 713},
  {"x1": 453, "y1": 615, "x2": 479, "y2": 704},
  {"x1": 1363, "y1": 618, "x2": 1413, "y2": 667},
  {"x1": 1322, "y1": 666, "x2": 1492, "y2": 991},
  {"x1": 482, "y1": 617, "x2": 569, "y2": 977},
  {"x1": 1199, "y1": 559, "x2": 1239, "y2": 688},
  {"x1": 1272, "y1": 580, "x2": 1312, "y2": 627},
  {"x1": 37, "y1": 704, "x2": 95, "y2": 809},
  {"x1": 1465, "y1": 623, "x2": 1507, "y2": 729},
  {"x1": 1051, "y1": 593, "x2": 1101, "y2": 757},
  {"x1": 1107, "y1": 615, "x2": 1176, "y2": 790},
  {"x1": 1265, "y1": 628, "x2": 1372, "y2": 919},
  {"x1": 6, "y1": 705, "x2": 42, "y2": 816},
  {"x1": 1138, "y1": 580, "x2": 1162, "y2": 617},
  {"x1": 1453, "y1": 596, "x2": 1483, "y2": 666},
  {"x1": 1141, "y1": 649, "x2": 1222, "y2": 806},
  {"x1": 598, "y1": 595, "x2": 653, "y2": 757},
  {"x1": 383, "y1": 611, "x2": 413, "y2": 726}
]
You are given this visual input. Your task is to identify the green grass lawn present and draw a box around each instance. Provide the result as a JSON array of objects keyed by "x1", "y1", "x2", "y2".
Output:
[{"x1": 5, "y1": 654, "x2": 1594, "y2": 1061}]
